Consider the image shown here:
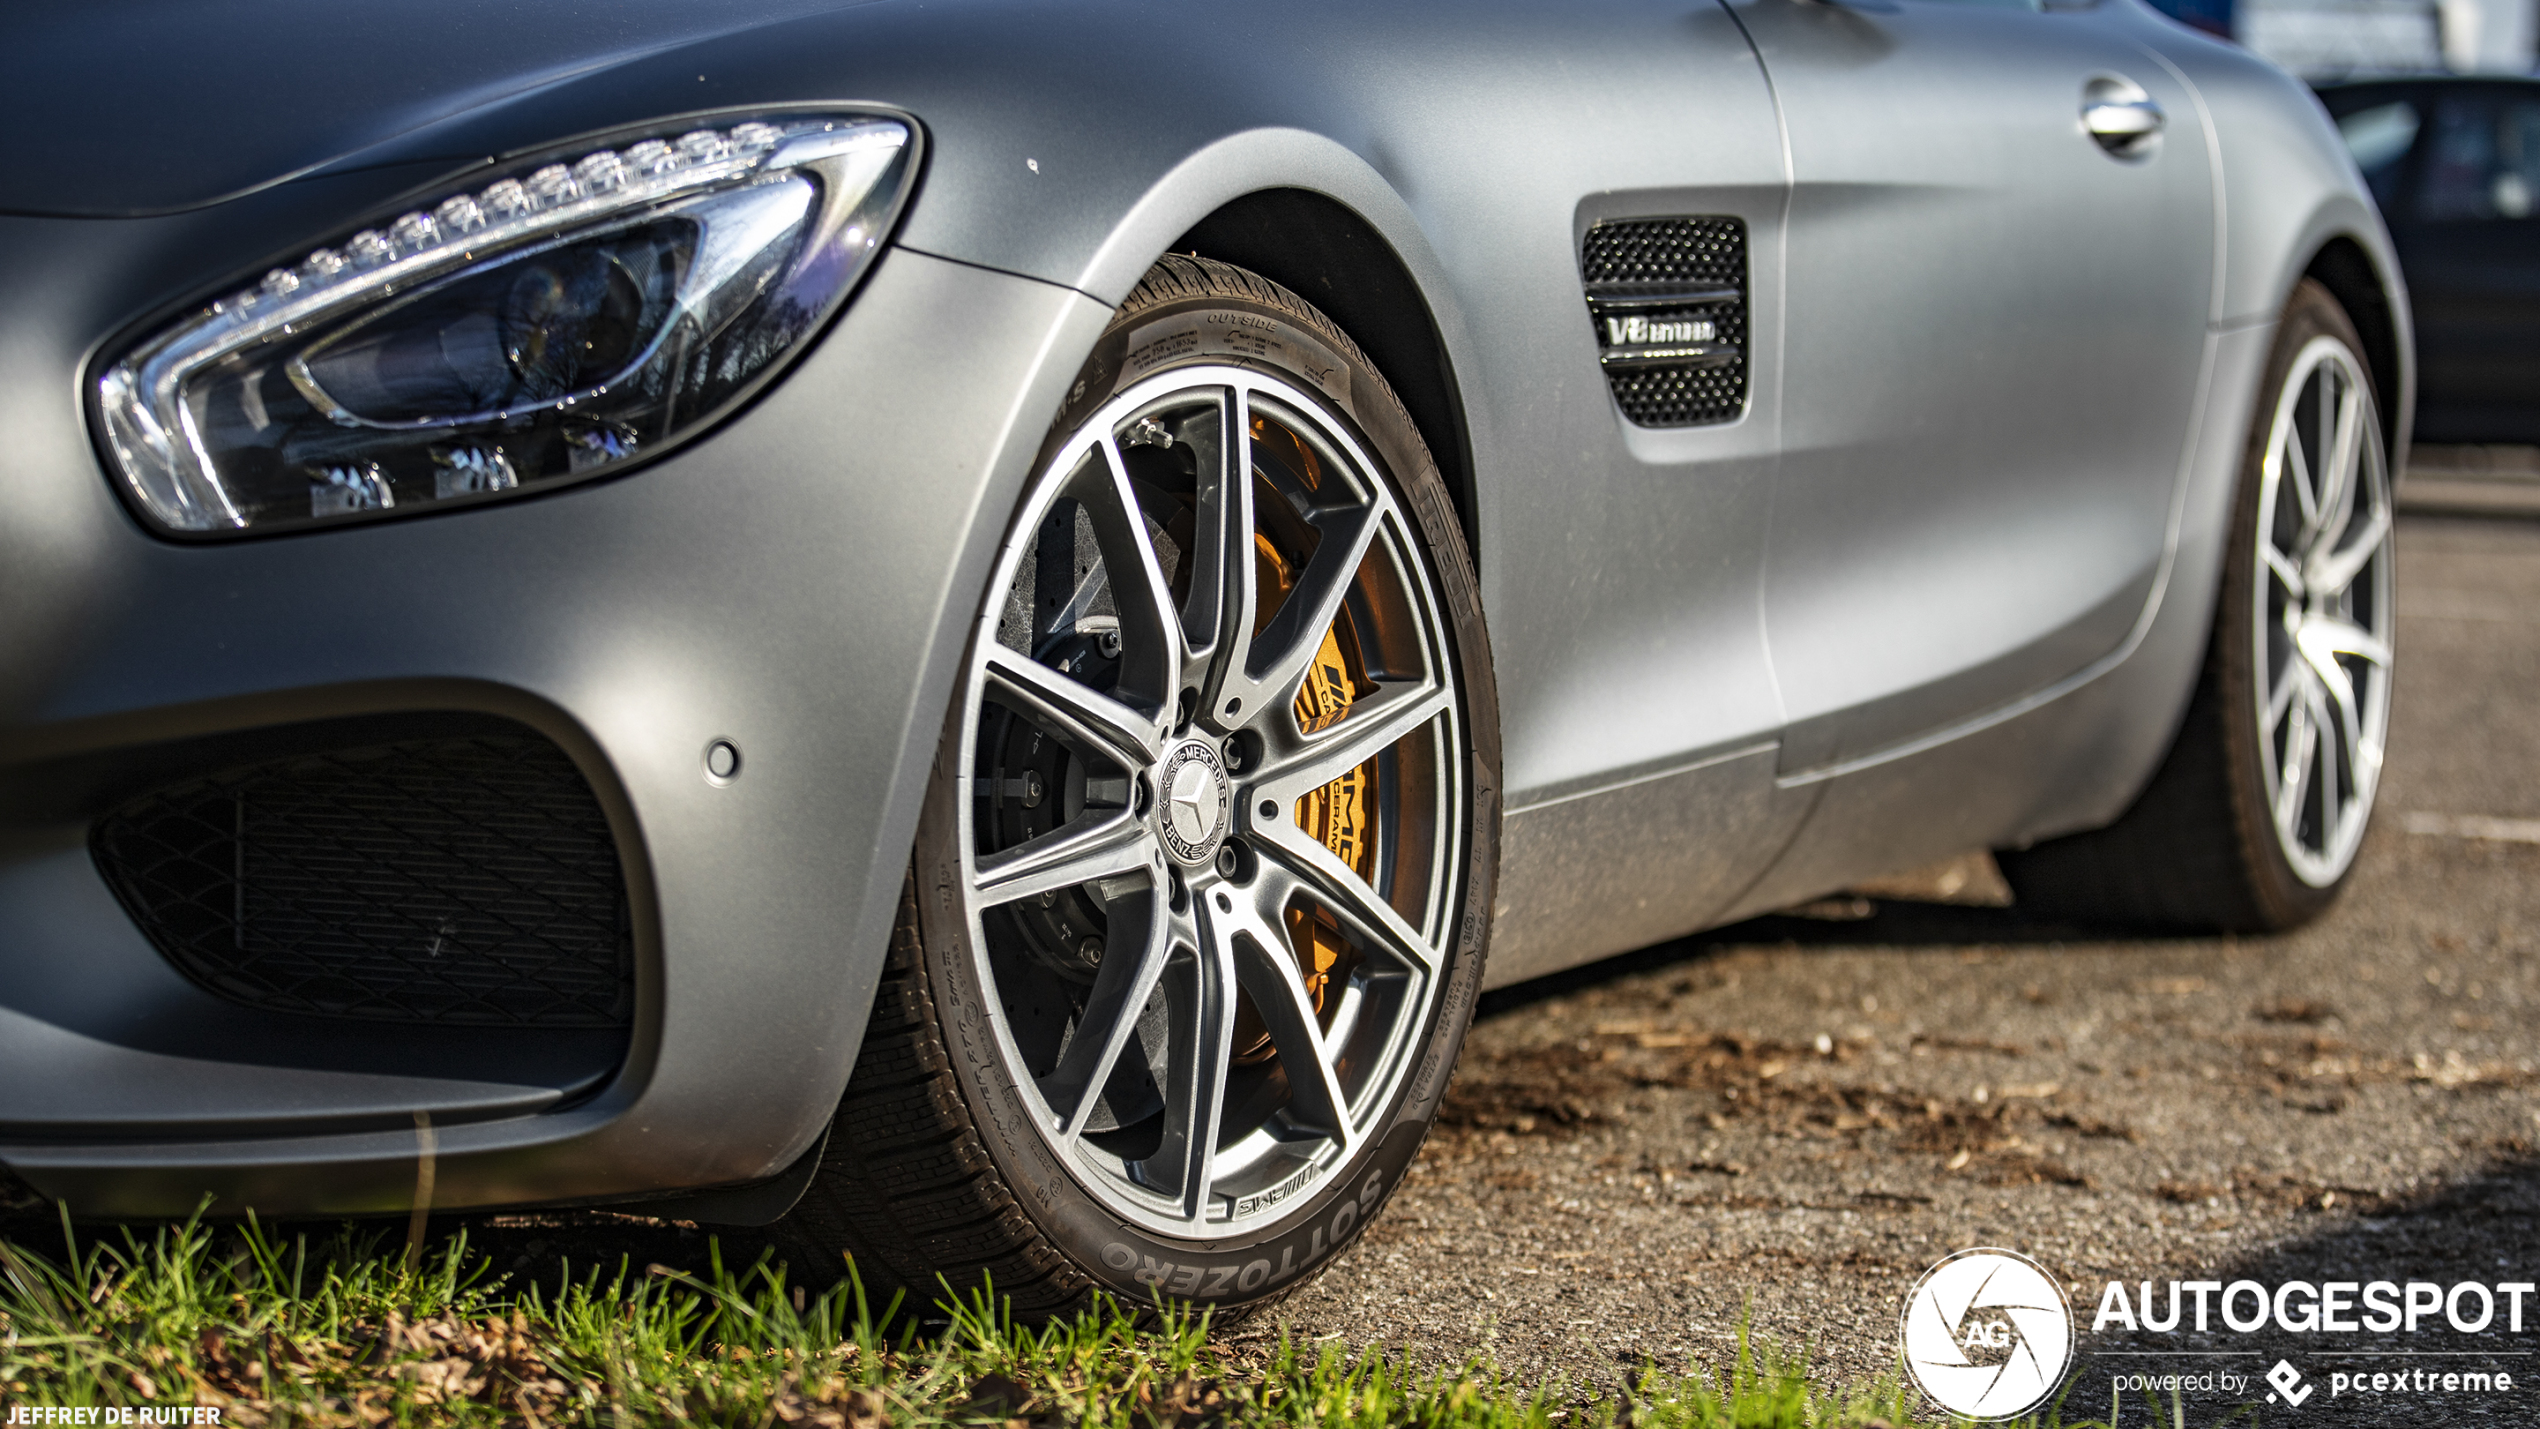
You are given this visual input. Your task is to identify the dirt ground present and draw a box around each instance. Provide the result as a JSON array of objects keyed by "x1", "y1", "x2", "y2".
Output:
[{"x1": 1267, "y1": 511, "x2": 2540, "y2": 1423}]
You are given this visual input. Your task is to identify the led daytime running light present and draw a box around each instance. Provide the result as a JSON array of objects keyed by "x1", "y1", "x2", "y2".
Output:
[
  {"x1": 100, "y1": 113, "x2": 912, "y2": 535},
  {"x1": 210, "y1": 121, "x2": 822, "y2": 365}
]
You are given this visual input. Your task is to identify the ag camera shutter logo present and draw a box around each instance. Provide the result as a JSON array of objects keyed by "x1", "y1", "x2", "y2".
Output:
[{"x1": 1902, "y1": 1248, "x2": 2074, "y2": 1419}]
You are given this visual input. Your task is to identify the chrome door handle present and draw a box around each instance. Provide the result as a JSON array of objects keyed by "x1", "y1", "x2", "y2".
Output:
[{"x1": 2082, "y1": 79, "x2": 2163, "y2": 159}]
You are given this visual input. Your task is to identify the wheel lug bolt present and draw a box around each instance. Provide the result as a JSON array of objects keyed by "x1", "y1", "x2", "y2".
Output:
[{"x1": 1080, "y1": 936, "x2": 1104, "y2": 965}]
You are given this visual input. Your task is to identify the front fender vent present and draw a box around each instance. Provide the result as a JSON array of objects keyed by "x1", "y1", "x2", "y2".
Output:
[
  {"x1": 91, "y1": 730, "x2": 633, "y2": 1028},
  {"x1": 1582, "y1": 216, "x2": 1747, "y2": 427}
]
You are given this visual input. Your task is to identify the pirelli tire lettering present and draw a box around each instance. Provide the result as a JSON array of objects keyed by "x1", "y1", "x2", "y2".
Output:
[
  {"x1": 1097, "y1": 1170, "x2": 1390, "y2": 1301},
  {"x1": 1118, "y1": 312, "x2": 1355, "y2": 408}
]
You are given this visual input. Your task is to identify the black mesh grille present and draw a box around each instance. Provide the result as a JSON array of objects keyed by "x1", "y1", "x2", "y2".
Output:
[
  {"x1": 91, "y1": 733, "x2": 634, "y2": 1028},
  {"x1": 1605, "y1": 362, "x2": 1749, "y2": 429},
  {"x1": 1583, "y1": 217, "x2": 1748, "y2": 428},
  {"x1": 1581, "y1": 217, "x2": 1744, "y2": 290}
]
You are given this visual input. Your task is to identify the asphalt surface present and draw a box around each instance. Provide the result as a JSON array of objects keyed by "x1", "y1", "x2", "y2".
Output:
[{"x1": 1266, "y1": 510, "x2": 2540, "y2": 1422}]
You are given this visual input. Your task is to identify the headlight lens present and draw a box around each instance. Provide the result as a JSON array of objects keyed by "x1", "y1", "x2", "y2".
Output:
[{"x1": 98, "y1": 113, "x2": 914, "y2": 535}]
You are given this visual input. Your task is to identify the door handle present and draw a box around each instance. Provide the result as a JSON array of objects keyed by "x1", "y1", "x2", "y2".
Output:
[{"x1": 2082, "y1": 78, "x2": 2163, "y2": 159}]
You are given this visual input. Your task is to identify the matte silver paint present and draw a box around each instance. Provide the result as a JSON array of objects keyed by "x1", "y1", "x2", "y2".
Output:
[
  {"x1": 0, "y1": 0, "x2": 2407, "y2": 1215},
  {"x1": 1735, "y1": 0, "x2": 2215, "y2": 779},
  {"x1": 3, "y1": 250, "x2": 1112, "y2": 1214}
]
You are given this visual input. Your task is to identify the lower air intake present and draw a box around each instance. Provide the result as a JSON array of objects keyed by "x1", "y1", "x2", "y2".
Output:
[{"x1": 91, "y1": 731, "x2": 633, "y2": 1028}]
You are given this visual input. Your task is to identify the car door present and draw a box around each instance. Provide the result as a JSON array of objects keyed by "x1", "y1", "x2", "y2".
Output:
[
  {"x1": 1723, "y1": 0, "x2": 2216, "y2": 779},
  {"x1": 1400, "y1": 0, "x2": 1800, "y2": 981},
  {"x1": 2386, "y1": 82, "x2": 2540, "y2": 443}
]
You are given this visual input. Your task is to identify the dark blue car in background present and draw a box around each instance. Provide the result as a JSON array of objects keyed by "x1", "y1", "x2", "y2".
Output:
[{"x1": 2324, "y1": 77, "x2": 2540, "y2": 444}]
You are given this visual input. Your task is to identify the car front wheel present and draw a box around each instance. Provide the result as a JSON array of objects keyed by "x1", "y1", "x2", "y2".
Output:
[{"x1": 772, "y1": 256, "x2": 1499, "y2": 1321}]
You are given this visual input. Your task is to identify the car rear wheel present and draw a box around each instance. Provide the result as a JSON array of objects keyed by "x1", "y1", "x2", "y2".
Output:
[
  {"x1": 771, "y1": 256, "x2": 1498, "y2": 1321},
  {"x1": 1998, "y1": 278, "x2": 2396, "y2": 930}
]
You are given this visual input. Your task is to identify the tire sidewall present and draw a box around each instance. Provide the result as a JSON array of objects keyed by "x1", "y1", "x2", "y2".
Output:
[
  {"x1": 2214, "y1": 279, "x2": 2381, "y2": 924},
  {"x1": 913, "y1": 266, "x2": 1500, "y2": 1310}
]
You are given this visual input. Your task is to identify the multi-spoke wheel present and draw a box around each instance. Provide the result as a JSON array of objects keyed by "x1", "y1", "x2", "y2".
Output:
[
  {"x1": 1999, "y1": 279, "x2": 2396, "y2": 929},
  {"x1": 773, "y1": 256, "x2": 1497, "y2": 1319},
  {"x1": 2248, "y1": 333, "x2": 2394, "y2": 885}
]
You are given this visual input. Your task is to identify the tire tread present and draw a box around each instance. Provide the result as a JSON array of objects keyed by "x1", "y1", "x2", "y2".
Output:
[{"x1": 771, "y1": 872, "x2": 1086, "y2": 1316}]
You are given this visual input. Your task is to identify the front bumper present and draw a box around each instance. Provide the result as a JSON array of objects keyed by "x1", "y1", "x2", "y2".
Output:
[{"x1": 0, "y1": 232, "x2": 1110, "y2": 1218}]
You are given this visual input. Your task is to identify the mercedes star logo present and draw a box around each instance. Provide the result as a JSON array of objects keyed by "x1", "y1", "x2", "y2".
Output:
[{"x1": 1155, "y1": 741, "x2": 1231, "y2": 867}]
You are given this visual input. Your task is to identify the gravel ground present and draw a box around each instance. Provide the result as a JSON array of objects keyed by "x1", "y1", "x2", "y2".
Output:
[{"x1": 1268, "y1": 511, "x2": 2540, "y2": 1422}]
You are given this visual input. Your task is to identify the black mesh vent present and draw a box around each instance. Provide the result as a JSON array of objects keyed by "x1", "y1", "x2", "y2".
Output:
[
  {"x1": 1581, "y1": 217, "x2": 1744, "y2": 290},
  {"x1": 1583, "y1": 217, "x2": 1748, "y2": 428},
  {"x1": 1606, "y1": 362, "x2": 1749, "y2": 429},
  {"x1": 91, "y1": 733, "x2": 633, "y2": 1028}
]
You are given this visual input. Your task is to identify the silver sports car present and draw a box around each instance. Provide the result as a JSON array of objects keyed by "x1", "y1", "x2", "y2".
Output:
[{"x1": 1, "y1": 0, "x2": 2405, "y2": 1319}]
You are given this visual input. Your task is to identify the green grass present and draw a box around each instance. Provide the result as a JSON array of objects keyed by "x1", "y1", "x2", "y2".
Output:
[{"x1": 0, "y1": 1211, "x2": 2186, "y2": 1428}]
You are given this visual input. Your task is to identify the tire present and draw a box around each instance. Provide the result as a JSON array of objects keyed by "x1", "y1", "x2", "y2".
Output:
[
  {"x1": 1998, "y1": 278, "x2": 2396, "y2": 932},
  {"x1": 771, "y1": 256, "x2": 1500, "y2": 1323}
]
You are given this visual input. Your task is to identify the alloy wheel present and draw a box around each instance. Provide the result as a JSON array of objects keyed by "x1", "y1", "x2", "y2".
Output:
[
  {"x1": 953, "y1": 366, "x2": 1466, "y2": 1238},
  {"x1": 2250, "y1": 336, "x2": 2395, "y2": 887}
]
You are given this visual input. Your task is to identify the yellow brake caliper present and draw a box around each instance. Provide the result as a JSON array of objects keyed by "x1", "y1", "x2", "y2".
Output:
[{"x1": 1279, "y1": 553, "x2": 1376, "y2": 1019}]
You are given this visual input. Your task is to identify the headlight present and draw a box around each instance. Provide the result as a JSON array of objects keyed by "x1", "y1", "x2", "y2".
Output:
[{"x1": 98, "y1": 112, "x2": 915, "y2": 536}]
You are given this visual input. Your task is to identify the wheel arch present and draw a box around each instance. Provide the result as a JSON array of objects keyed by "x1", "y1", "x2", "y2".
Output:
[
  {"x1": 2303, "y1": 234, "x2": 2413, "y2": 461},
  {"x1": 1170, "y1": 189, "x2": 1479, "y2": 564},
  {"x1": 1059, "y1": 130, "x2": 1484, "y2": 566}
]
